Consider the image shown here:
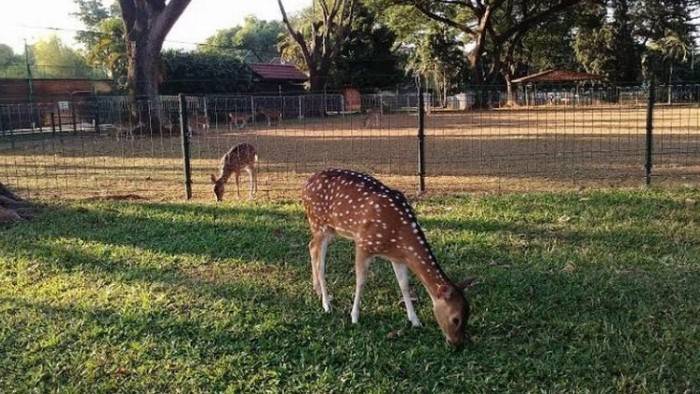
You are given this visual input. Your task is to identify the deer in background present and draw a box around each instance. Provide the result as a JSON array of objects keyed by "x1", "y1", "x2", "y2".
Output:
[
  {"x1": 363, "y1": 108, "x2": 380, "y2": 128},
  {"x1": 210, "y1": 143, "x2": 258, "y2": 201},
  {"x1": 228, "y1": 113, "x2": 250, "y2": 130},
  {"x1": 258, "y1": 108, "x2": 282, "y2": 126},
  {"x1": 301, "y1": 169, "x2": 474, "y2": 347}
]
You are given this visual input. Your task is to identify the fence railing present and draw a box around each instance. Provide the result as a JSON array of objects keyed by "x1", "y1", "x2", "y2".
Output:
[{"x1": 1, "y1": 84, "x2": 699, "y2": 201}]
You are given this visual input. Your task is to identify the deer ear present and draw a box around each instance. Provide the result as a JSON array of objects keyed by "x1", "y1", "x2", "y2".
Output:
[
  {"x1": 437, "y1": 284, "x2": 453, "y2": 299},
  {"x1": 210, "y1": 174, "x2": 217, "y2": 184},
  {"x1": 456, "y1": 277, "x2": 478, "y2": 290}
]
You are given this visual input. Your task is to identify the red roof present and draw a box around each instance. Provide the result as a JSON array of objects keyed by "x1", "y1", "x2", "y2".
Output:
[
  {"x1": 511, "y1": 69, "x2": 603, "y2": 84},
  {"x1": 249, "y1": 63, "x2": 308, "y2": 82}
]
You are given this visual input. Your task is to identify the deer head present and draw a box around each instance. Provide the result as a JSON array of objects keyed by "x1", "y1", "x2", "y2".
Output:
[
  {"x1": 210, "y1": 174, "x2": 225, "y2": 201},
  {"x1": 433, "y1": 280, "x2": 473, "y2": 347}
]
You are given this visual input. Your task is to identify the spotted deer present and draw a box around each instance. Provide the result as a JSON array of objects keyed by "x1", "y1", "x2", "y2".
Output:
[
  {"x1": 301, "y1": 169, "x2": 474, "y2": 346},
  {"x1": 228, "y1": 113, "x2": 250, "y2": 130},
  {"x1": 258, "y1": 108, "x2": 282, "y2": 126},
  {"x1": 210, "y1": 143, "x2": 258, "y2": 201},
  {"x1": 363, "y1": 108, "x2": 380, "y2": 128}
]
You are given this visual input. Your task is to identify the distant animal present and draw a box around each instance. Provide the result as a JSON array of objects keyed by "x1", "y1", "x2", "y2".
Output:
[
  {"x1": 228, "y1": 113, "x2": 250, "y2": 130},
  {"x1": 301, "y1": 169, "x2": 475, "y2": 347},
  {"x1": 363, "y1": 108, "x2": 380, "y2": 128},
  {"x1": 210, "y1": 143, "x2": 258, "y2": 201},
  {"x1": 258, "y1": 108, "x2": 282, "y2": 126}
]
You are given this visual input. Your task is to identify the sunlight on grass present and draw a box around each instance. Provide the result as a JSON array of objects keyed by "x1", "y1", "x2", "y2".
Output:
[{"x1": 0, "y1": 188, "x2": 698, "y2": 391}]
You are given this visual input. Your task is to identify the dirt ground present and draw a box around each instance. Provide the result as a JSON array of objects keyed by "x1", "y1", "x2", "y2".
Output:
[{"x1": 1, "y1": 105, "x2": 699, "y2": 201}]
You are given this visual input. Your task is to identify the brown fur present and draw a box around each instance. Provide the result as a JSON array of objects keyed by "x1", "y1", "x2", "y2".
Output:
[
  {"x1": 210, "y1": 143, "x2": 258, "y2": 201},
  {"x1": 301, "y1": 169, "x2": 472, "y2": 346}
]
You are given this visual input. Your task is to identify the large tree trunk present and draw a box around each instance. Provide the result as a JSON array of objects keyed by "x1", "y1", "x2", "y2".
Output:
[{"x1": 119, "y1": 0, "x2": 191, "y2": 133}]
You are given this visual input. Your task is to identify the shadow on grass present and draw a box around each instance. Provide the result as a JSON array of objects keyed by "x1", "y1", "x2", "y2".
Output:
[{"x1": 1, "y1": 196, "x2": 699, "y2": 390}]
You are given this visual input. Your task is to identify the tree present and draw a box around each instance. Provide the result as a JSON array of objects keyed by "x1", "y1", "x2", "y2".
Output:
[
  {"x1": 118, "y1": 0, "x2": 191, "y2": 102},
  {"x1": 610, "y1": 0, "x2": 641, "y2": 83},
  {"x1": 327, "y1": 2, "x2": 404, "y2": 90},
  {"x1": 30, "y1": 35, "x2": 95, "y2": 78},
  {"x1": 278, "y1": 0, "x2": 357, "y2": 91},
  {"x1": 200, "y1": 16, "x2": 285, "y2": 63},
  {"x1": 0, "y1": 44, "x2": 24, "y2": 78},
  {"x1": 87, "y1": 18, "x2": 128, "y2": 84},
  {"x1": 404, "y1": 27, "x2": 469, "y2": 104},
  {"x1": 388, "y1": 0, "x2": 586, "y2": 85},
  {"x1": 74, "y1": 0, "x2": 127, "y2": 84},
  {"x1": 160, "y1": 50, "x2": 252, "y2": 94}
]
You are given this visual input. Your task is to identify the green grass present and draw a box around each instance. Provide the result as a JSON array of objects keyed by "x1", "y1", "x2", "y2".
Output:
[{"x1": 1, "y1": 188, "x2": 699, "y2": 392}]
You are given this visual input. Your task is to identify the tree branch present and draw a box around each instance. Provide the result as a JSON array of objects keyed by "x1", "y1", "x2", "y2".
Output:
[{"x1": 151, "y1": 0, "x2": 192, "y2": 46}]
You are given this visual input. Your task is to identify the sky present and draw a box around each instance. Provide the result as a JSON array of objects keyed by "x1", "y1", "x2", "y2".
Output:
[{"x1": 0, "y1": 0, "x2": 310, "y2": 53}]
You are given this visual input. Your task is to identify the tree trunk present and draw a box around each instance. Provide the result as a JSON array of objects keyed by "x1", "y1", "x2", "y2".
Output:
[
  {"x1": 127, "y1": 38, "x2": 163, "y2": 132},
  {"x1": 119, "y1": 0, "x2": 191, "y2": 133}
]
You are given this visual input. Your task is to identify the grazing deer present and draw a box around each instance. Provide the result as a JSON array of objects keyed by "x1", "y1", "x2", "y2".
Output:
[
  {"x1": 258, "y1": 108, "x2": 282, "y2": 126},
  {"x1": 228, "y1": 113, "x2": 250, "y2": 130},
  {"x1": 210, "y1": 143, "x2": 258, "y2": 201},
  {"x1": 363, "y1": 108, "x2": 380, "y2": 128},
  {"x1": 301, "y1": 169, "x2": 474, "y2": 346}
]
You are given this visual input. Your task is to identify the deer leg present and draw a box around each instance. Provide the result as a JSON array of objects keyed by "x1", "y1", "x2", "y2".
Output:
[
  {"x1": 351, "y1": 247, "x2": 372, "y2": 324},
  {"x1": 309, "y1": 232, "x2": 333, "y2": 312},
  {"x1": 391, "y1": 261, "x2": 422, "y2": 327}
]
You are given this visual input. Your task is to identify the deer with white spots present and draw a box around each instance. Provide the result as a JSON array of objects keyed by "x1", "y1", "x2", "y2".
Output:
[
  {"x1": 210, "y1": 143, "x2": 258, "y2": 201},
  {"x1": 301, "y1": 169, "x2": 474, "y2": 347}
]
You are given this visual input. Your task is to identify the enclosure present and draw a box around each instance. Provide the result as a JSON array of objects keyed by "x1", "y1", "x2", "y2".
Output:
[
  {"x1": 1, "y1": 84, "x2": 699, "y2": 202},
  {"x1": 1, "y1": 84, "x2": 699, "y2": 392}
]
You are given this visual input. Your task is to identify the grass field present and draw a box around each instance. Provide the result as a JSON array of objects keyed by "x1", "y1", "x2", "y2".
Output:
[
  {"x1": 1, "y1": 106, "x2": 699, "y2": 201},
  {"x1": 1, "y1": 188, "x2": 699, "y2": 392}
]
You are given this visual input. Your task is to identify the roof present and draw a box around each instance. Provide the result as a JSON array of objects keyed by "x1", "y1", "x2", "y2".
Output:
[
  {"x1": 249, "y1": 63, "x2": 308, "y2": 82},
  {"x1": 511, "y1": 69, "x2": 604, "y2": 84}
]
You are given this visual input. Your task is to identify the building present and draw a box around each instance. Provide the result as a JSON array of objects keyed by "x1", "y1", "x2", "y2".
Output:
[
  {"x1": 0, "y1": 78, "x2": 113, "y2": 104},
  {"x1": 248, "y1": 63, "x2": 308, "y2": 94}
]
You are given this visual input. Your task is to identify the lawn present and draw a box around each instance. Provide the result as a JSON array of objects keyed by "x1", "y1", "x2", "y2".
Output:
[{"x1": 0, "y1": 188, "x2": 699, "y2": 392}]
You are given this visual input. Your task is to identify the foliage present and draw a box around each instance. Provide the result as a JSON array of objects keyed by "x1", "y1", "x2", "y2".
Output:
[
  {"x1": 160, "y1": 50, "x2": 252, "y2": 94},
  {"x1": 73, "y1": 0, "x2": 126, "y2": 83},
  {"x1": 328, "y1": 2, "x2": 405, "y2": 90},
  {"x1": 85, "y1": 18, "x2": 128, "y2": 85},
  {"x1": 29, "y1": 35, "x2": 97, "y2": 79},
  {"x1": 278, "y1": 0, "x2": 357, "y2": 91},
  {"x1": 0, "y1": 44, "x2": 25, "y2": 78},
  {"x1": 200, "y1": 16, "x2": 285, "y2": 63},
  {"x1": 0, "y1": 189, "x2": 699, "y2": 391}
]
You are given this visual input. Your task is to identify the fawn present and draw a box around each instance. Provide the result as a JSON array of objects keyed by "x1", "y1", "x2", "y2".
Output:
[
  {"x1": 210, "y1": 143, "x2": 258, "y2": 201},
  {"x1": 301, "y1": 169, "x2": 474, "y2": 346}
]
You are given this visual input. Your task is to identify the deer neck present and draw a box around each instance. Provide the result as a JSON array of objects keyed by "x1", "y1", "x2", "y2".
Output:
[{"x1": 393, "y1": 229, "x2": 453, "y2": 303}]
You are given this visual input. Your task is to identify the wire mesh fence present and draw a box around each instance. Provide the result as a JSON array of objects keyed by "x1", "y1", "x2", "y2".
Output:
[{"x1": 1, "y1": 83, "x2": 699, "y2": 202}]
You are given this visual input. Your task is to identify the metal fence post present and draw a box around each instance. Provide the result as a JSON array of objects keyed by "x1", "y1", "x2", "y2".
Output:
[
  {"x1": 71, "y1": 102, "x2": 77, "y2": 133},
  {"x1": 645, "y1": 77, "x2": 655, "y2": 186},
  {"x1": 94, "y1": 100, "x2": 100, "y2": 134},
  {"x1": 51, "y1": 112, "x2": 56, "y2": 135},
  {"x1": 417, "y1": 80, "x2": 426, "y2": 193},
  {"x1": 179, "y1": 93, "x2": 193, "y2": 200},
  {"x1": 56, "y1": 103, "x2": 63, "y2": 132}
]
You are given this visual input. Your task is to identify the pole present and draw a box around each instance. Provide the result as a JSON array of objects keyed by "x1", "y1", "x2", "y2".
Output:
[
  {"x1": 179, "y1": 94, "x2": 193, "y2": 200},
  {"x1": 94, "y1": 100, "x2": 100, "y2": 134},
  {"x1": 51, "y1": 112, "x2": 56, "y2": 135},
  {"x1": 417, "y1": 78, "x2": 426, "y2": 193},
  {"x1": 645, "y1": 77, "x2": 655, "y2": 186}
]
